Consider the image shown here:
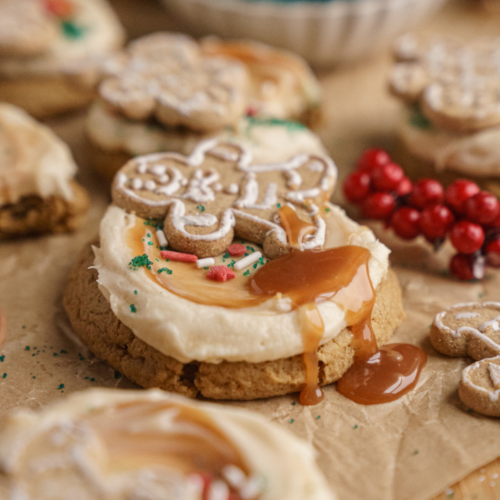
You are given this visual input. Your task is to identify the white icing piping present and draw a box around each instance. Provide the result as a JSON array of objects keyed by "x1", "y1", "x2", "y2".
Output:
[
  {"x1": 182, "y1": 168, "x2": 219, "y2": 203},
  {"x1": 285, "y1": 188, "x2": 320, "y2": 204},
  {"x1": 231, "y1": 209, "x2": 287, "y2": 245},
  {"x1": 234, "y1": 175, "x2": 277, "y2": 210},
  {"x1": 455, "y1": 312, "x2": 479, "y2": 320},
  {"x1": 302, "y1": 217, "x2": 326, "y2": 250},
  {"x1": 462, "y1": 359, "x2": 500, "y2": 402}
]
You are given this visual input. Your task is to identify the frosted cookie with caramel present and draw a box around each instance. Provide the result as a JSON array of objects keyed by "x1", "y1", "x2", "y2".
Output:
[
  {"x1": 86, "y1": 31, "x2": 323, "y2": 182},
  {"x1": 0, "y1": 103, "x2": 89, "y2": 238},
  {"x1": 389, "y1": 34, "x2": 500, "y2": 179},
  {"x1": 0, "y1": 388, "x2": 334, "y2": 499},
  {"x1": 64, "y1": 141, "x2": 410, "y2": 403},
  {"x1": 0, "y1": 0, "x2": 124, "y2": 118}
]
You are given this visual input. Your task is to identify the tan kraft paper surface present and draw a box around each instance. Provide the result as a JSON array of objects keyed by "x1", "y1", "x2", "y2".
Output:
[{"x1": 1, "y1": 1, "x2": 500, "y2": 500}]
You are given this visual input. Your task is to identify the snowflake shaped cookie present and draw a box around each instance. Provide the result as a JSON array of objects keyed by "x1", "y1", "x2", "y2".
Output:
[
  {"x1": 112, "y1": 139, "x2": 337, "y2": 259},
  {"x1": 389, "y1": 34, "x2": 500, "y2": 132},
  {"x1": 98, "y1": 32, "x2": 248, "y2": 132},
  {"x1": 431, "y1": 302, "x2": 500, "y2": 416}
]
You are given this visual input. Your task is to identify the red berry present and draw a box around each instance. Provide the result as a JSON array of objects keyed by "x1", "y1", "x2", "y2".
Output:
[
  {"x1": 445, "y1": 179, "x2": 480, "y2": 215},
  {"x1": 361, "y1": 193, "x2": 396, "y2": 220},
  {"x1": 419, "y1": 204, "x2": 454, "y2": 241},
  {"x1": 449, "y1": 221, "x2": 485, "y2": 254},
  {"x1": 371, "y1": 162, "x2": 404, "y2": 191},
  {"x1": 465, "y1": 191, "x2": 500, "y2": 225},
  {"x1": 390, "y1": 207, "x2": 421, "y2": 240},
  {"x1": 449, "y1": 254, "x2": 475, "y2": 281},
  {"x1": 486, "y1": 239, "x2": 500, "y2": 267},
  {"x1": 408, "y1": 179, "x2": 444, "y2": 209},
  {"x1": 397, "y1": 177, "x2": 412, "y2": 197},
  {"x1": 357, "y1": 148, "x2": 390, "y2": 172},
  {"x1": 343, "y1": 171, "x2": 371, "y2": 203},
  {"x1": 487, "y1": 211, "x2": 500, "y2": 228}
]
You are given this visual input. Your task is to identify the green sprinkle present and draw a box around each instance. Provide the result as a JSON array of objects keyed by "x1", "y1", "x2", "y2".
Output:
[
  {"x1": 204, "y1": 267, "x2": 209, "y2": 270},
  {"x1": 114, "y1": 371, "x2": 122, "y2": 379},
  {"x1": 277, "y1": 203, "x2": 282, "y2": 208},
  {"x1": 289, "y1": 419, "x2": 295, "y2": 424},
  {"x1": 158, "y1": 267, "x2": 172, "y2": 275},
  {"x1": 253, "y1": 263, "x2": 258, "y2": 269},
  {"x1": 245, "y1": 116, "x2": 306, "y2": 131},
  {"x1": 223, "y1": 252, "x2": 230, "y2": 259},
  {"x1": 2, "y1": 373, "x2": 6, "y2": 379},
  {"x1": 147, "y1": 233, "x2": 151, "y2": 237},
  {"x1": 32, "y1": 376, "x2": 36, "y2": 379},
  {"x1": 60, "y1": 350, "x2": 67, "y2": 354},
  {"x1": 409, "y1": 107, "x2": 432, "y2": 130},
  {"x1": 53, "y1": 353, "x2": 58, "y2": 356},
  {"x1": 316, "y1": 415, "x2": 321, "y2": 420},
  {"x1": 246, "y1": 246, "x2": 254, "y2": 253},
  {"x1": 22, "y1": 325, "x2": 26, "y2": 329},
  {"x1": 413, "y1": 450, "x2": 419, "y2": 455},
  {"x1": 0, "y1": 355, "x2": 5, "y2": 362},
  {"x1": 148, "y1": 241, "x2": 153, "y2": 246},
  {"x1": 196, "y1": 205, "x2": 206, "y2": 212},
  {"x1": 324, "y1": 208, "x2": 330, "y2": 212},
  {"x1": 129, "y1": 254, "x2": 153, "y2": 270},
  {"x1": 25, "y1": 346, "x2": 30, "y2": 351},
  {"x1": 479, "y1": 293, "x2": 484, "y2": 298},
  {"x1": 90, "y1": 378, "x2": 95, "y2": 382},
  {"x1": 291, "y1": 402, "x2": 297, "y2": 406},
  {"x1": 243, "y1": 270, "x2": 250, "y2": 276},
  {"x1": 134, "y1": 290, "x2": 138, "y2": 295},
  {"x1": 353, "y1": 425, "x2": 358, "y2": 429},
  {"x1": 61, "y1": 20, "x2": 86, "y2": 39},
  {"x1": 130, "y1": 304, "x2": 137, "y2": 313},
  {"x1": 57, "y1": 384, "x2": 64, "y2": 390}
]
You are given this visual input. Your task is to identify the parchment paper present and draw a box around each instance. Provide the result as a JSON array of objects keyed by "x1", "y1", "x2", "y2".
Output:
[{"x1": 1, "y1": 1, "x2": 500, "y2": 499}]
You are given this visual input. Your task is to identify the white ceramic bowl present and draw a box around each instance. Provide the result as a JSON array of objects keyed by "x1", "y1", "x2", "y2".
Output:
[{"x1": 162, "y1": 0, "x2": 447, "y2": 68}]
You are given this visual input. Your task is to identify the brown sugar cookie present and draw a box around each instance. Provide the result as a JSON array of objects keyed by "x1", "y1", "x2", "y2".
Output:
[
  {"x1": 98, "y1": 32, "x2": 248, "y2": 132},
  {"x1": 111, "y1": 140, "x2": 337, "y2": 258},
  {"x1": 63, "y1": 244, "x2": 405, "y2": 401},
  {"x1": 0, "y1": 103, "x2": 89, "y2": 238},
  {"x1": 431, "y1": 302, "x2": 500, "y2": 417}
]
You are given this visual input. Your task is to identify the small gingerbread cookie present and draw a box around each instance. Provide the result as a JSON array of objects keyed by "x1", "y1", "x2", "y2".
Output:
[
  {"x1": 0, "y1": 0, "x2": 124, "y2": 118},
  {"x1": 431, "y1": 302, "x2": 500, "y2": 416},
  {"x1": 0, "y1": 103, "x2": 89, "y2": 238},
  {"x1": 111, "y1": 139, "x2": 336, "y2": 258}
]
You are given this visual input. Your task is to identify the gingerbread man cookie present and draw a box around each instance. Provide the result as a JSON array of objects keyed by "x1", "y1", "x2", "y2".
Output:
[
  {"x1": 389, "y1": 34, "x2": 500, "y2": 132},
  {"x1": 112, "y1": 139, "x2": 337, "y2": 258},
  {"x1": 431, "y1": 302, "x2": 500, "y2": 416},
  {"x1": 99, "y1": 32, "x2": 248, "y2": 132}
]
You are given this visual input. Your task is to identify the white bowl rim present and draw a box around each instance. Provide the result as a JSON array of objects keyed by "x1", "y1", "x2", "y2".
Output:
[{"x1": 166, "y1": 0, "x2": 434, "y2": 18}]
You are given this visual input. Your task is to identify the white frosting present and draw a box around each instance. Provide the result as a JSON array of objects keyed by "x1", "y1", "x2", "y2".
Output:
[
  {"x1": 0, "y1": 389, "x2": 334, "y2": 500},
  {"x1": 455, "y1": 312, "x2": 479, "y2": 320},
  {"x1": 93, "y1": 204, "x2": 390, "y2": 364},
  {"x1": 462, "y1": 360, "x2": 500, "y2": 403},
  {"x1": 489, "y1": 363, "x2": 500, "y2": 389},
  {"x1": 0, "y1": 0, "x2": 124, "y2": 80},
  {"x1": 0, "y1": 103, "x2": 77, "y2": 205},
  {"x1": 86, "y1": 102, "x2": 327, "y2": 162},
  {"x1": 399, "y1": 109, "x2": 500, "y2": 176}
]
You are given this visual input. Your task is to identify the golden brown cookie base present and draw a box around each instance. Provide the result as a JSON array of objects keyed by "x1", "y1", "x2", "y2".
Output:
[
  {"x1": 0, "y1": 77, "x2": 96, "y2": 118},
  {"x1": 0, "y1": 182, "x2": 89, "y2": 239},
  {"x1": 87, "y1": 137, "x2": 132, "y2": 183},
  {"x1": 63, "y1": 244, "x2": 406, "y2": 400}
]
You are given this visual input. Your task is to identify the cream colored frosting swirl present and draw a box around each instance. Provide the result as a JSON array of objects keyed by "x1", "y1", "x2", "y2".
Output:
[
  {"x1": 0, "y1": 0, "x2": 124, "y2": 80},
  {"x1": 87, "y1": 102, "x2": 327, "y2": 161},
  {"x1": 94, "y1": 204, "x2": 389, "y2": 364},
  {"x1": 0, "y1": 103, "x2": 77, "y2": 205},
  {"x1": 0, "y1": 389, "x2": 334, "y2": 500}
]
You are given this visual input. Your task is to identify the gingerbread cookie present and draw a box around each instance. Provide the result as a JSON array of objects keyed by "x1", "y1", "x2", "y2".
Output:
[
  {"x1": 0, "y1": 103, "x2": 89, "y2": 237},
  {"x1": 0, "y1": 0, "x2": 124, "y2": 118},
  {"x1": 112, "y1": 139, "x2": 336, "y2": 258},
  {"x1": 0, "y1": 389, "x2": 335, "y2": 500},
  {"x1": 431, "y1": 302, "x2": 500, "y2": 416},
  {"x1": 99, "y1": 32, "x2": 248, "y2": 132}
]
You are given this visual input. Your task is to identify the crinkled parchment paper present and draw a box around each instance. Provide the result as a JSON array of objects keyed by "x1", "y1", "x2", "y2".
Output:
[{"x1": 1, "y1": 1, "x2": 500, "y2": 499}]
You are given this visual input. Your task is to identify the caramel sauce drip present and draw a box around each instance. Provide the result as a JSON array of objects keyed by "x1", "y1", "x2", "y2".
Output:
[{"x1": 86, "y1": 400, "x2": 250, "y2": 478}]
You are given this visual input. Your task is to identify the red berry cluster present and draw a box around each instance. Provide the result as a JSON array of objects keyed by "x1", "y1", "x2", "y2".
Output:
[{"x1": 344, "y1": 148, "x2": 500, "y2": 281}]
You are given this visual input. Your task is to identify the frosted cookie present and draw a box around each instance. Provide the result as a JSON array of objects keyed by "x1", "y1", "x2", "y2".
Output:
[
  {"x1": 200, "y1": 38, "x2": 322, "y2": 125},
  {"x1": 430, "y1": 302, "x2": 500, "y2": 416},
  {"x1": 389, "y1": 34, "x2": 500, "y2": 179},
  {"x1": 0, "y1": 103, "x2": 89, "y2": 238},
  {"x1": 0, "y1": 0, "x2": 124, "y2": 118},
  {"x1": 86, "y1": 31, "x2": 323, "y2": 181},
  {"x1": 64, "y1": 140, "x2": 409, "y2": 403},
  {"x1": 0, "y1": 388, "x2": 335, "y2": 500}
]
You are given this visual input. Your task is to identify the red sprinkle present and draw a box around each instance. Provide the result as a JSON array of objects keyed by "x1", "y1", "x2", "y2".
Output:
[
  {"x1": 160, "y1": 250, "x2": 197, "y2": 263},
  {"x1": 207, "y1": 266, "x2": 236, "y2": 282},
  {"x1": 228, "y1": 243, "x2": 246, "y2": 256},
  {"x1": 44, "y1": 0, "x2": 74, "y2": 17}
]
